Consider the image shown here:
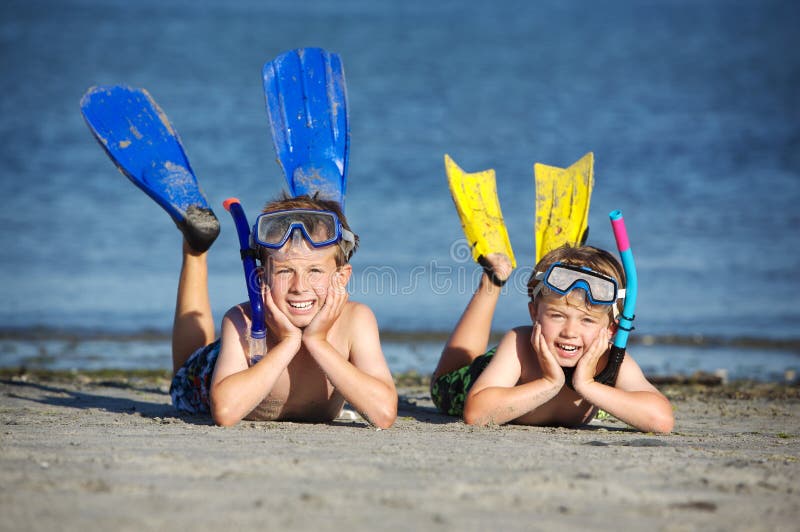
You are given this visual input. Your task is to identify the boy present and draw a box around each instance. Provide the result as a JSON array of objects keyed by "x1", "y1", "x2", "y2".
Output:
[
  {"x1": 431, "y1": 247, "x2": 673, "y2": 433},
  {"x1": 169, "y1": 194, "x2": 398, "y2": 428}
]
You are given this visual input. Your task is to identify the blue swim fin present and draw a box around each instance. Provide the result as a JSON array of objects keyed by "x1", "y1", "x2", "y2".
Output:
[
  {"x1": 80, "y1": 85, "x2": 220, "y2": 252},
  {"x1": 262, "y1": 48, "x2": 349, "y2": 208}
]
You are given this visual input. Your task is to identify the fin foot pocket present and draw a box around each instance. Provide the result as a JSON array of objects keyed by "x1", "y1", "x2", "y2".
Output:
[
  {"x1": 177, "y1": 206, "x2": 220, "y2": 253},
  {"x1": 477, "y1": 255, "x2": 508, "y2": 287}
]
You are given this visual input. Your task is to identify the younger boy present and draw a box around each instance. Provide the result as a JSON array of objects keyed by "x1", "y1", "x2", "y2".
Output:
[{"x1": 431, "y1": 247, "x2": 673, "y2": 433}]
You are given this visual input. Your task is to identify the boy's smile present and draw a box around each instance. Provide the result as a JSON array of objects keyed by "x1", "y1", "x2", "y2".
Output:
[{"x1": 553, "y1": 339, "x2": 582, "y2": 361}]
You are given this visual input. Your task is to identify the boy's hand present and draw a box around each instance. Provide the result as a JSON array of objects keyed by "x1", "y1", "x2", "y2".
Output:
[
  {"x1": 302, "y1": 270, "x2": 349, "y2": 345},
  {"x1": 263, "y1": 285, "x2": 302, "y2": 343},
  {"x1": 573, "y1": 327, "x2": 611, "y2": 390},
  {"x1": 531, "y1": 322, "x2": 565, "y2": 388}
]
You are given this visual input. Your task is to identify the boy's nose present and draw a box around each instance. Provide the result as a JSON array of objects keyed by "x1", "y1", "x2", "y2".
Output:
[
  {"x1": 561, "y1": 318, "x2": 580, "y2": 337},
  {"x1": 288, "y1": 273, "x2": 307, "y2": 292}
]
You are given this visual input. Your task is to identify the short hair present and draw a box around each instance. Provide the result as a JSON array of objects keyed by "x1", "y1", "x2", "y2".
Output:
[{"x1": 260, "y1": 193, "x2": 358, "y2": 267}]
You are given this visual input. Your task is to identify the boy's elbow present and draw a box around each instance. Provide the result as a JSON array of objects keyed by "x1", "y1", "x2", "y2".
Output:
[
  {"x1": 647, "y1": 410, "x2": 674, "y2": 434},
  {"x1": 462, "y1": 412, "x2": 481, "y2": 426},
  {"x1": 370, "y1": 402, "x2": 397, "y2": 429},
  {"x1": 212, "y1": 411, "x2": 238, "y2": 428},
  {"x1": 462, "y1": 402, "x2": 489, "y2": 427},
  {"x1": 656, "y1": 414, "x2": 674, "y2": 434},
  {"x1": 210, "y1": 401, "x2": 240, "y2": 428}
]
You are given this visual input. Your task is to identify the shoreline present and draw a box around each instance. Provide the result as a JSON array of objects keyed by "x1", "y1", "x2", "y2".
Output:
[
  {"x1": 2, "y1": 366, "x2": 799, "y2": 392},
  {"x1": 2, "y1": 372, "x2": 799, "y2": 531},
  {"x1": 2, "y1": 325, "x2": 799, "y2": 351},
  {"x1": 2, "y1": 340, "x2": 798, "y2": 386}
]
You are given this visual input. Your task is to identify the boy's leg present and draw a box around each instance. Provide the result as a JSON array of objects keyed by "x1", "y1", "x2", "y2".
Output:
[
  {"x1": 172, "y1": 240, "x2": 216, "y2": 374},
  {"x1": 432, "y1": 253, "x2": 512, "y2": 381}
]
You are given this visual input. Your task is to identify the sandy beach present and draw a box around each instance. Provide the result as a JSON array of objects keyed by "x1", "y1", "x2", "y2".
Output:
[{"x1": 1, "y1": 371, "x2": 798, "y2": 532}]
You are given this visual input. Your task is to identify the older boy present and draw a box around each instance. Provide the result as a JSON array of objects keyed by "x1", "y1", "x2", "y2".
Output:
[{"x1": 169, "y1": 195, "x2": 397, "y2": 428}]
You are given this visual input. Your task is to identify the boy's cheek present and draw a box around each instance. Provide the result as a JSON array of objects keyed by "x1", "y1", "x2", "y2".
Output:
[
  {"x1": 331, "y1": 270, "x2": 348, "y2": 288},
  {"x1": 265, "y1": 276, "x2": 281, "y2": 291},
  {"x1": 310, "y1": 280, "x2": 329, "y2": 298}
]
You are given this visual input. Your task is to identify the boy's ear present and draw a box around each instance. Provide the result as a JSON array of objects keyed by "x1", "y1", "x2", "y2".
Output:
[
  {"x1": 261, "y1": 254, "x2": 273, "y2": 276},
  {"x1": 336, "y1": 263, "x2": 353, "y2": 284},
  {"x1": 255, "y1": 265, "x2": 269, "y2": 290},
  {"x1": 528, "y1": 300, "x2": 537, "y2": 321}
]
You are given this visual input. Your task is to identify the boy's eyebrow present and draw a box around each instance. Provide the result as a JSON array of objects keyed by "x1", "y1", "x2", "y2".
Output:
[
  {"x1": 546, "y1": 296, "x2": 608, "y2": 317},
  {"x1": 268, "y1": 259, "x2": 330, "y2": 269}
]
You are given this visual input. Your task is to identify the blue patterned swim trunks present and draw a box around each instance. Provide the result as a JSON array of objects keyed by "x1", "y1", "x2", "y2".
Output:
[{"x1": 169, "y1": 339, "x2": 221, "y2": 415}]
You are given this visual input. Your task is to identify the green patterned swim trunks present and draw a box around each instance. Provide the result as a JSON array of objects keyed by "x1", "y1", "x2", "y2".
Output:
[{"x1": 430, "y1": 347, "x2": 496, "y2": 417}]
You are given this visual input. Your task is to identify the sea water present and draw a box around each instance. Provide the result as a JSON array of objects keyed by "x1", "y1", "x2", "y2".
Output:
[{"x1": 0, "y1": 0, "x2": 798, "y2": 379}]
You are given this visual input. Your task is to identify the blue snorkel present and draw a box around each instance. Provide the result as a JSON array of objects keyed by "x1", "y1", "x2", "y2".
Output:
[
  {"x1": 593, "y1": 210, "x2": 638, "y2": 384},
  {"x1": 223, "y1": 198, "x2": 267, "y2": 363}
]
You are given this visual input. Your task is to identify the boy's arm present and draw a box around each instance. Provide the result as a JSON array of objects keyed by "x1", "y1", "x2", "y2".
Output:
[
  {"x1": 303, "y1": 299, "x2": 397, "y2": 429},
  {"x1": 464, "y1": 327, "x2": 563, "y2": 426},
  {"x1": 209, "y1": 304, "x2": 301, "y2": 427},
  {"x1": 573, "y1": 343, "x2": 674, "y2": 433}
]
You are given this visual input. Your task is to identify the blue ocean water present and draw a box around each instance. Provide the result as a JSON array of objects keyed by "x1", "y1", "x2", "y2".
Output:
[{"x1": 1, "y1": 0, "x2": 799, "y2": 379}]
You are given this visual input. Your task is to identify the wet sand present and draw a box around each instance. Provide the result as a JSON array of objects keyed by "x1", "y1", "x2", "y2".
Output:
[{"x1": 1, "y1": 371, "x2": 798, "y2": 531}]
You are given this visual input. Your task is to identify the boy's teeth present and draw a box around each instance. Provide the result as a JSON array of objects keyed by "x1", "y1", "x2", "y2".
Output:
[
  {"x1": 557, "y1": 343, "x2": 578, "y2": 352},
  {"x1": 289, "y1": 301, "x2": 313, "y2": 309}
]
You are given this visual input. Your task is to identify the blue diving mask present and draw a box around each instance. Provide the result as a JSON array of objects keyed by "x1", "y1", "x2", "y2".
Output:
[
  {"x1": 252, "y1": 209, "x2": 355, "y2": 258},
  {"x1": 532, "y1": 262, "x2": 625, "y2": 307}
]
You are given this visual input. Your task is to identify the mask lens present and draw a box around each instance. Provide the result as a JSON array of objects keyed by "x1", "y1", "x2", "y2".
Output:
[
  {"x1": 584, "y1": 275, "x2": 616, "y2": 303},
  {"x1": 259, "y1": 214, "x2": 293, "y2": 245},
  {"x1": 256, "y1": 210, "x2": 341, "y2": 248},
  {"x1": 544, "y1": 263, "x2": 617, "y2": 305},
  {"x1": 546, "y1": 266, "x2": 579, "y2": 293},
  {"x1": 294, "y1": 212, "x2": 337, "y2": 244}
]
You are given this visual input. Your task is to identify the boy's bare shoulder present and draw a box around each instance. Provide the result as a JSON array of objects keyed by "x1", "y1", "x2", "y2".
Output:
[
  {"x1": 341, "y1": 300, "x2": 378, "y2": 324},
  {"x1": 338, "y1": 301, "x2": 381, "y2": 353},
  {"x1": 339, "y1": 301, "x2": 378, "y2": 334},
  {"x1": 502, "y1": 325, "x2": 533, "y2": 343},
  {"x1": 223, "y1": 301, "x2": 251, "y2": 324},
  {"x1": 503, "y1": 325, "x2": 540, "y2": 370}
]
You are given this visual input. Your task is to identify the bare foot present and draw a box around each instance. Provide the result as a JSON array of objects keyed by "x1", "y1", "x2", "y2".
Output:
[{"x1": 479, "y1": 253, "x2": 514, "y2": 283}]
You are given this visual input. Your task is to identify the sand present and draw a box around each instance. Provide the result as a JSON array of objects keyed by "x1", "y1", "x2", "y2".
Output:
[{"x1": 1, "y1": 372, "x2": 798, "y2": 532}]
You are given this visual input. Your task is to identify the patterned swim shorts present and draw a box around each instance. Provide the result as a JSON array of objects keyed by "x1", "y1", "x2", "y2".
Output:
[
  {"x1": 430, "y1": 347, "x2": 496, "y2": 417},
  {"x1": 169, "y1": 339, "x2": 221, "y2": 415}
]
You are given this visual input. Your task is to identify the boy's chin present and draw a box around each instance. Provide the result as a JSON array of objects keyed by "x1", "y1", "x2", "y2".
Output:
[
  {"x1": 556, "y1": 356, "x2": 580, "y2": 368},
  {"x1": 285, "y1": 310, "x2": 319, "y2": 329},
  {"x1": 288, "y1": 316, "x2": 314, "y2": 329}
]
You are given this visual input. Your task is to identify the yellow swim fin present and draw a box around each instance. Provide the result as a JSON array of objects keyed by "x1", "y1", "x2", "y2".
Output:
[
  {"x1": 445, "y1": 154, "x2": 516, "y2": 268},
  {"x1": 534, "y1": 152, "x2": 594, "y2": 263}
]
